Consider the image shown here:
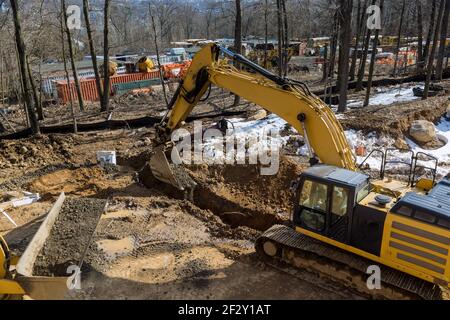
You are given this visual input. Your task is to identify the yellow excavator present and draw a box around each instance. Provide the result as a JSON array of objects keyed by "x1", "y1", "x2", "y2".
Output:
[{"x1": 150, "y1": 43, "x2": 450, "y2": 299}]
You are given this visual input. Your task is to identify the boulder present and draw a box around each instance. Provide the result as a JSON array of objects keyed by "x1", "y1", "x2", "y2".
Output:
[
  {"x1": 248, "y1": 109, "x2": 268, "y2": 121},
  {"x1": 446, "y1": 104, "x2": 450, "y2": 119},
  {"x1": 409, "y1": 120, "x2": 436, "y2": 144}
]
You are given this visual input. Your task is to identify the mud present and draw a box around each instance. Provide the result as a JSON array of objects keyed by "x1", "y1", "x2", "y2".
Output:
[{"x1": 33, "y1": 197, "x2": 107, "y2": 276}]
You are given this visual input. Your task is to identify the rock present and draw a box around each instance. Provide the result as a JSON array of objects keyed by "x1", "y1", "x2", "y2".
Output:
[
  {"x1": 248, "y1": 109, "x2": 267, "y2": 121},
  {"x1": 9, "y1": 156, "x2": 18, "y2": 164},
  {"x1": 19, "y1": 146, "x2": 28, "y2": 154},
  {"x1": 394, "y1": 138, "x2": 409, "y2": 150},
  {"x1": 409, "y1": 120, "x2": 436, "y2": 144},
  {"x1": 447, "y1": 104, "x2": 450, "y2": 119}
]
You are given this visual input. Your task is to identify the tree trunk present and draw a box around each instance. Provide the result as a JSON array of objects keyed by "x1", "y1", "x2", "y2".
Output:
[
  {"x1": 1, "y1": 50, "x2": 4, "y2": 106},
  {"x1": 60, "y1": 1, "x2": 77, "y2": 133},
  {"x1": 83, "y1": 0, "x2": 103, "y2": 106},
  {"x1": 356, "y1": 0, "x2": 376, "y2": 92},
  {"x1": 424, "y1": 0, "x2": 446, "y2": 99},
  {"x1": 233, "y1": 0, "x2": 242, "y2": 106},
  {"x1": 281, "y1": 0, "x2": 289, "y2": 76},
  {"x1": 436, "y1": 0, "x2": 450, "y2": 80},
  {"x1": 349, "y1": 0, "x2": 366, "y2": 81},
  {"x1": 276, "y1": 0, "x2": 283, "y2": 77},
  {"x1": 364, "y1": 0, "x2": 384, "y2": 107},
  {"x1": 62, "y1": 0, "x2": 85, "y2": 112},
  {"x1": 102, "y1": 0, "x2": 111, "y2": 112},
  {"x1": 322, "y1": 44, "x2": 328, "y2": 81},
  {"x1": 393, "y1": 0, "x2": 406, "y2": 77},
  {"x1": 416, "y1": 0, "x2": 424, "y2": 72},
  {"x1": 149, "y1": 5, "x2": 169, "y2": 106},
  {"x1": 14, "y1": 45, "x2": 29, "y2": 128},
  {"x1": 337, "y1": 0, "x2": 353, "y2": 113},
  {"x1": 423, "y1": 0, "x2": 437, "y2": 66},
  {"x1": 264, "y1": 0, "x2": 268, "y2": 68},
  {"x1": 10, "y1": 0, "x2": 39, "y2": 134},
  {"x1": 26, "y1": 55, "x2": 43, "y2": 120},
  {"x1": 328, "y1": 10, "x2": 339, "y2": 80}
]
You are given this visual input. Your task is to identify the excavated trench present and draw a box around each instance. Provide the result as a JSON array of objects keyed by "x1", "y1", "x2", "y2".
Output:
[{"x1": 139, "y1": 156, "x2": 305, "y2": 231}]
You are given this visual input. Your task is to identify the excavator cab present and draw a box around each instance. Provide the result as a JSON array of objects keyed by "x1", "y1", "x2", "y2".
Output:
[{"x1": 293, "y1": 165, "x2": 371, "y2": 245}]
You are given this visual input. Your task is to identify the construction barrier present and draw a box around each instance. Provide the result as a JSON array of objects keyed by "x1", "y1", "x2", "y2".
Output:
[
  {"x1": 113, "y1": 79, "x2": 161, "y2": 96},
  {"x1": 56, "y1": 71, "x2": 160, "y2": 103},
  {"x1": 162, "y1": 61, "x2": 192, "y2": 79}
]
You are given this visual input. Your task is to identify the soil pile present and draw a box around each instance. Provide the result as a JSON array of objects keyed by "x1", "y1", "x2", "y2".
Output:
[
  {"x1": 340, "y1": 96, "x2": 448, "y2": 138},
  {"x1": 0, "y1": 134, "x2": 75, "y2": 170}
]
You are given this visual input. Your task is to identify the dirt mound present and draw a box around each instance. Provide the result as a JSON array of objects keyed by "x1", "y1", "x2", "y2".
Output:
[
  {"x1": 340, "y1": 96, "x2": 448, "y2": 139},
  {"x1": 139, "y1": 156, "x2": 305, "y2": 231},
  {"x1": 0, "y1": 134, "x2": 75, "y2": 170}
]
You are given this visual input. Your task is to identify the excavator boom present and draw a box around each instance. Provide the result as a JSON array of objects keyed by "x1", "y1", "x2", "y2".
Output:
[{"x1": 151, "y1": 43, "x2": 356, "y2": 189}]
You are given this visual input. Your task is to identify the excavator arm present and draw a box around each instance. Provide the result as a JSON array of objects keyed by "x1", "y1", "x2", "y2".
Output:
[{"x1": 151, "y1": 43, "x2": 356, "y2": 189}]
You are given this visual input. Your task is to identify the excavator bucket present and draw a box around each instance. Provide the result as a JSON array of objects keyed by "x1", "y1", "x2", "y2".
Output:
[
  {"x1": 149, "y1": 145, "x2": 185, "y2": 190},
  {"x1": 11, "y1": 193, "x2": 104, "y2": 300},
  {"x1": 149, "y1": 144, "x2": 197, "y2": 194}
]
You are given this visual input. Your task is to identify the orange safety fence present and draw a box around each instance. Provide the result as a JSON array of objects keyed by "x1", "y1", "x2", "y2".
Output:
[
  {"x1": 56, "y1": 71, "x2": 160, "y2": 103},
  {"x1": 162, "y1": 61, "x2": 192, "y2": 79}
]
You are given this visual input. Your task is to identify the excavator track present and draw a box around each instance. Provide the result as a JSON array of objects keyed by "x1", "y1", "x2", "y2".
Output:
[{"x1": 256, "y1": 224, "x2": 449, "y2": 300}]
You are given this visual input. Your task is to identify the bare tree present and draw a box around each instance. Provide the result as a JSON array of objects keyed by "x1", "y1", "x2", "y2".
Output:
[
  {"x1": 416, "y1": 0, "x2": 424, "y2": 72},
  {"x1": 436, "y1": 0, "x2": 450, "y2": 80},
  {"x1": 392, "y1": 0, "x2": 406, "y2": 77},
  {"x1": 276, "y1": 0, "x2": 283, "y2": 76},
  {"x1": 10, "y1": 0, "x2": 39, "y2": 134},
  {"x1": 83, "y1": 0, "x2": 103, "y2": 108},
  {"x1": 149, "y1": 3, "x2": 169, "y2": 106},
  {"x1": 356, "y1": 0, "x2": 376, "y2": 92},
  {"x1": 424, "y1": 0, "x2": 445, "y2": 99},
  {"x1": 423, "y1": 0, "x2": 437, "y2": 67},
  {"x1": 59, "y1": 2, "x2": 77, "y2": 133},
  {"x1": 61, "y1": 0, "x2": 84, "y2": 112},
  {"x1": 337, "y1": 0, "x2": 353, "y2": 113},
  {"x1": 26, "y1": 55, "x2": 43, "y2": 120},
  {"x1": 349, "y1": 0, "x2": 367, "y2": 81},
  {"x1": 102, "y1": 0, "x2": 111, "y2": 112},
  {"x1": 264, "y1": 0, "x2": 268, "y2": 68},
  {"x1": 328, "y1": 9, "x2": 339, "y2": 80},
  {"x1": 281, "y1": 0, "x2": 289, "y2": 76},
  {"x1": 364, "y1": 0, "x2": 384, "y2": 107},
  {"x1": 233, "y1": 0, "x2": 242, "y2": 106}
]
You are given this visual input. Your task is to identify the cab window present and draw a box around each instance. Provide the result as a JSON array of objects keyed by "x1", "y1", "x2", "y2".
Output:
[
  {"x1": 331, "y1": 186, "x2": 349, "y2": 224},
  {"x1": 299, "y1": 180, "x2": 328, "y2": 231},
  {"x1": 356, "y1": 183, "x2": 370, "y2": 202}
]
